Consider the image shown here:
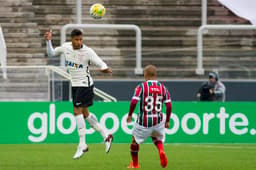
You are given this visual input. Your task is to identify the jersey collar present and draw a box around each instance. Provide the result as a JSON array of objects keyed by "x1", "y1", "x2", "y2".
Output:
[{"x1": 146, "y1": 80, "x2": 158, "y2": 82}]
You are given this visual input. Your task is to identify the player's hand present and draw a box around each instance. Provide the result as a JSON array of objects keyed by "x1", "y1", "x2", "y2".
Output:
[
  {"x1": 126, "y1": 116, "x2": 132, "y2": 123},
  {"x1": 101, "y1": 67, "x2": 112, "y2": 75},
  {"x1": 165, "y1": 121, "x2": 169, "y2": 128},
  {"x1": 44, "y1": 29, "x2": 52, "y2": 41}
]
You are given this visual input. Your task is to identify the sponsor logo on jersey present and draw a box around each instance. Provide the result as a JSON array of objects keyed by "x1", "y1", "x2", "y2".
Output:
[
  {"x1": 149, "y1": 87, "x2": 161, "y2": 94},
  {"x1": 65, "y1": 60, "x2": 83, "y2": 69}
]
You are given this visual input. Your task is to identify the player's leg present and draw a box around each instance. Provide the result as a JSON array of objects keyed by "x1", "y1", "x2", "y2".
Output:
[
  {"x1": 152, "y1": 137, "x2": 164, "y2": 153},
  {"x1": 128, "y1": 136, "x2": 140, "y2": 169},
  {"x1": 151, "y1": 122, "x2": 167, "y2": 168},
  {"x1": 128, "y1": 123, "x2": 150, "y2": 168},
  {"x1": 73, "y1": 106, "x2": 88, "y2": 159},
  {"x1": 152, "y1": 136, "x2": 167, "y2": 168},
  {"x1": 83, "y1": 107, "x2": 113, "y2": 153}
]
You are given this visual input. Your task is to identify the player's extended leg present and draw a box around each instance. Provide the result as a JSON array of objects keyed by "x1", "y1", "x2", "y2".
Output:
[
  {"x1": 83, "y1": 107, "x2": 113, "y2": 153},
  {"x1": 73, "y1": 107, "x2": 88, "y2": 159},
  {"x1": 128, "y1": 136, "x2": 140, "y2": 169},
  {"x1": 152, "y1": 137, "x2": 167, "y2": 168}
]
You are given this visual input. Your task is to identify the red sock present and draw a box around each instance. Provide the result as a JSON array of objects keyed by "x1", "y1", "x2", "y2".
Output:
[
  {"x1": 130, "y1": 144, "x2": 139, "y2": 166},
  {"x1": 152, "y1": 137, "x2": 164, "y2": 153}
]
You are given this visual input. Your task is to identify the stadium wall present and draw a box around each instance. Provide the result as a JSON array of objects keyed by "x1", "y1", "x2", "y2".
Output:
[{"x1": 94, "y1": 80, "x2": 256, "y2": 101}]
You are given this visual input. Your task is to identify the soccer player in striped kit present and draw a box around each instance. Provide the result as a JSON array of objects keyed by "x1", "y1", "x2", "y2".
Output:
[{"x1": 127, "y1": 65, "x2": 172, "y2": 168}]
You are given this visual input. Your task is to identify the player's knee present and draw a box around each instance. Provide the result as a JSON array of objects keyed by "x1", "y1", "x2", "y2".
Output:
[
  {"x1": 131, "y1": 141, "x2": 138, "y2": 145},
  {"x1": 82, "y1": 107, "x2": 90, "y2": 118},
  {"x1": 151, "y1": 136, "x2": 157, "y2": 143},
  {"x1": 74, "y1": 107, "x2": 83, "y2": 116},
  {"x1": 83, "y1": 112, "x2": 89, "y2": 119},
  {"x1": 131, "y1": 137, "x2": 138, "y2": 145}
]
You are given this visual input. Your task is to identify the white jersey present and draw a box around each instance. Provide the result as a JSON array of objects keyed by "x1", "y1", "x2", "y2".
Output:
[{"x1": 46, "y1": 41, "x2": 108, "y2": 87}]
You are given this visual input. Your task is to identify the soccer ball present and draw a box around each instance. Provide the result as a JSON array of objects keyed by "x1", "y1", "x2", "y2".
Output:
[{"x1": 90, "y1": 3, "x2": 106, "y2": 19}]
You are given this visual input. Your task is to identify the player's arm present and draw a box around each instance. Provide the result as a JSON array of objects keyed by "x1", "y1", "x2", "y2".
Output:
[
  {"x1": 165, "y1": 102, "x2": 172, "y2": 128},
  {"x1": 163, "y1": 87, "x2": 172, "y2": 128},
  {"x1": 44, "y1": 29, "x2": 63, "y2": 57},
  {"x1": 127, "y1": 98, "x2": 138, "y2": 123},
  {"x1": 127, "y1": 85, "x2": 142, "y2": 123},
  {"x1": 100, "y1": 67, "x2": 112, "y2": 75},
  {"x1": 88, "y1": 48, "x2": 112, "y2": 75}
]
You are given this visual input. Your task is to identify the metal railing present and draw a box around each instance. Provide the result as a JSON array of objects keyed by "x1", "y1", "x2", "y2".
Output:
[
  {"x1": 198, "y1": 0, "x2": 256, "y2": 75},
  {"x1": 0, "y1": 65, "x2": 117, "y2": 102},
  {"x1": 49, "y1": 66, "x2": 117, "y2": 102},
  {"x1": 0, "y1": 26, "x2": 7, "y2": 79},
  {"x1": 60, "y1": 23, "x2": 143, "y2": 75},
  {"x1": 201, "y1": 0, "x2": 207, "y2": 25},
  {"x1": 196, "y1": 24, "x2": 256, "y2": 75},
  {"x1": 76, "y1": 0, "x2": 82, "y2": 24}
]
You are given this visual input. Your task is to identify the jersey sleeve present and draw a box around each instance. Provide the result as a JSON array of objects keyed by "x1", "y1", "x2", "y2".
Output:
[
  {"x1": 46, "y1": 40, "x2": 64, "y2": 57},
  {"x1": 163, "y1": 86, "x2": 171, "y2": 103},
  {"x1": 54, "y1": 46, "x2": 64, "y2": 55},
  {"x1": 87, "y1": 48, "x2": 108, "y2": 70},
  {"x1": 132, "y1": 84, "x2": 142, "y2": 101}
]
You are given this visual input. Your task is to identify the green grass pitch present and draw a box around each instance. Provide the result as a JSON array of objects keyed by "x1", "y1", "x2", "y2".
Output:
[{"x1": 0, "y1": 144, "x2": 255, "y2": 170}]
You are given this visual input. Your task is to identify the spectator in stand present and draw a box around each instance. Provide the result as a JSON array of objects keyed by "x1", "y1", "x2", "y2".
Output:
[{"x1": 196, "y1": 72, "x2": 226, "y2": 102}]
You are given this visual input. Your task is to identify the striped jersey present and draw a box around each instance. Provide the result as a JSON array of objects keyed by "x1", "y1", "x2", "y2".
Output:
[{"x1": 132, "y1": 80, "x2": 171, "y2": 127}]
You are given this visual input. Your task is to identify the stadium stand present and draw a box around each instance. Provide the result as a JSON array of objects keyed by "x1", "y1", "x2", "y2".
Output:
[
  {"x1": 2, "y1": 0, "x2": 255, "y2": 78},
  {"x1": 0, "y1": 0, "x2": 256, "y2": 100},
  {"x1": 1, "y1": 0, "x2": 45, "y2": 64}
]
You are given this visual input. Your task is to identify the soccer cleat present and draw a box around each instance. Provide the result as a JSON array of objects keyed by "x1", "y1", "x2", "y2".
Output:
[
  {"x1": 73, "y1": 144, "x2": 88, "y2": 159},
  {"x1": 104, "y1": 134, "x2": 113, "y2": 153},
  {"x1": 159, "y1": 150, "x2": 168, "y2": 168},
  {"x1": 127, "y1": 162, "x2": 140, "y2": 169}
]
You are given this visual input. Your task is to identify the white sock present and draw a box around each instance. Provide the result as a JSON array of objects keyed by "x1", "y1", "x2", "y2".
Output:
[
  {"x1": 86, "y1": 114, "x2": 107, "y2": 140},
  {"x1": 75, "y1": 114, "x2": 86, "y2": 146}
]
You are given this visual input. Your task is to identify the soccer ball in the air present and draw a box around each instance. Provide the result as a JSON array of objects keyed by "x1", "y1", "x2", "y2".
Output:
[{"x1": 90, "y1": 3, "x2": 106, "y2": 19}]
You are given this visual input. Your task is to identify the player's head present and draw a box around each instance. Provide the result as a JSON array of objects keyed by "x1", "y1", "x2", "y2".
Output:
[
  {"x1": 209, "y1": 72, "x2": 218, "y2": 84},
  {"x1": 71, "y1": 29, "x2": 83, "y2": 49},
  {"x1": 144, "y1": 65, "x2": 157, "y2": 80}
]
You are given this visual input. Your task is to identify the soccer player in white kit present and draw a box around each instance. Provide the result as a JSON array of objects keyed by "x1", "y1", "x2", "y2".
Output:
[
  {"x1": 44, "y1": 29, "x2": 113, "y2": 159},
  {"x1": 127, "y1": 65, "x2": 172, "y2": 168}
]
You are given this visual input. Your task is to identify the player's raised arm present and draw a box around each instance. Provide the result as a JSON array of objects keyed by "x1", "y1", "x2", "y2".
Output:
[
  {"x1": 44, "y1": 29, "x2": 63, "y2": 57},
  {"x1": 44, "y1": 29, "x2": 52, "y2": 41}
]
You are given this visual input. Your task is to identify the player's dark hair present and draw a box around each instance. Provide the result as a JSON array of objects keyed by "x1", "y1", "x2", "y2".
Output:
[{"x1": 71, "y1": 29, "x2": 83, "y2": 38}]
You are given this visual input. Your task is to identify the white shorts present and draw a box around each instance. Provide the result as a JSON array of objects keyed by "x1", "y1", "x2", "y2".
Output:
[{"x1": 132, "y1": 120, "x2": 165, "y2": 144}]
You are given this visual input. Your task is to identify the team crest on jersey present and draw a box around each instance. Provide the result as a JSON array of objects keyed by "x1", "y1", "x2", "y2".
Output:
[{"x1": 65, "y1": 60, "x2": 83, "y2": 69}]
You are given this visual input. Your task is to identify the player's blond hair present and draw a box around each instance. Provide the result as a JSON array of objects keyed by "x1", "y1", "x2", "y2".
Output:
[{"x1": 144, "y1": 65, "x2": 157, "y2": 78}]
